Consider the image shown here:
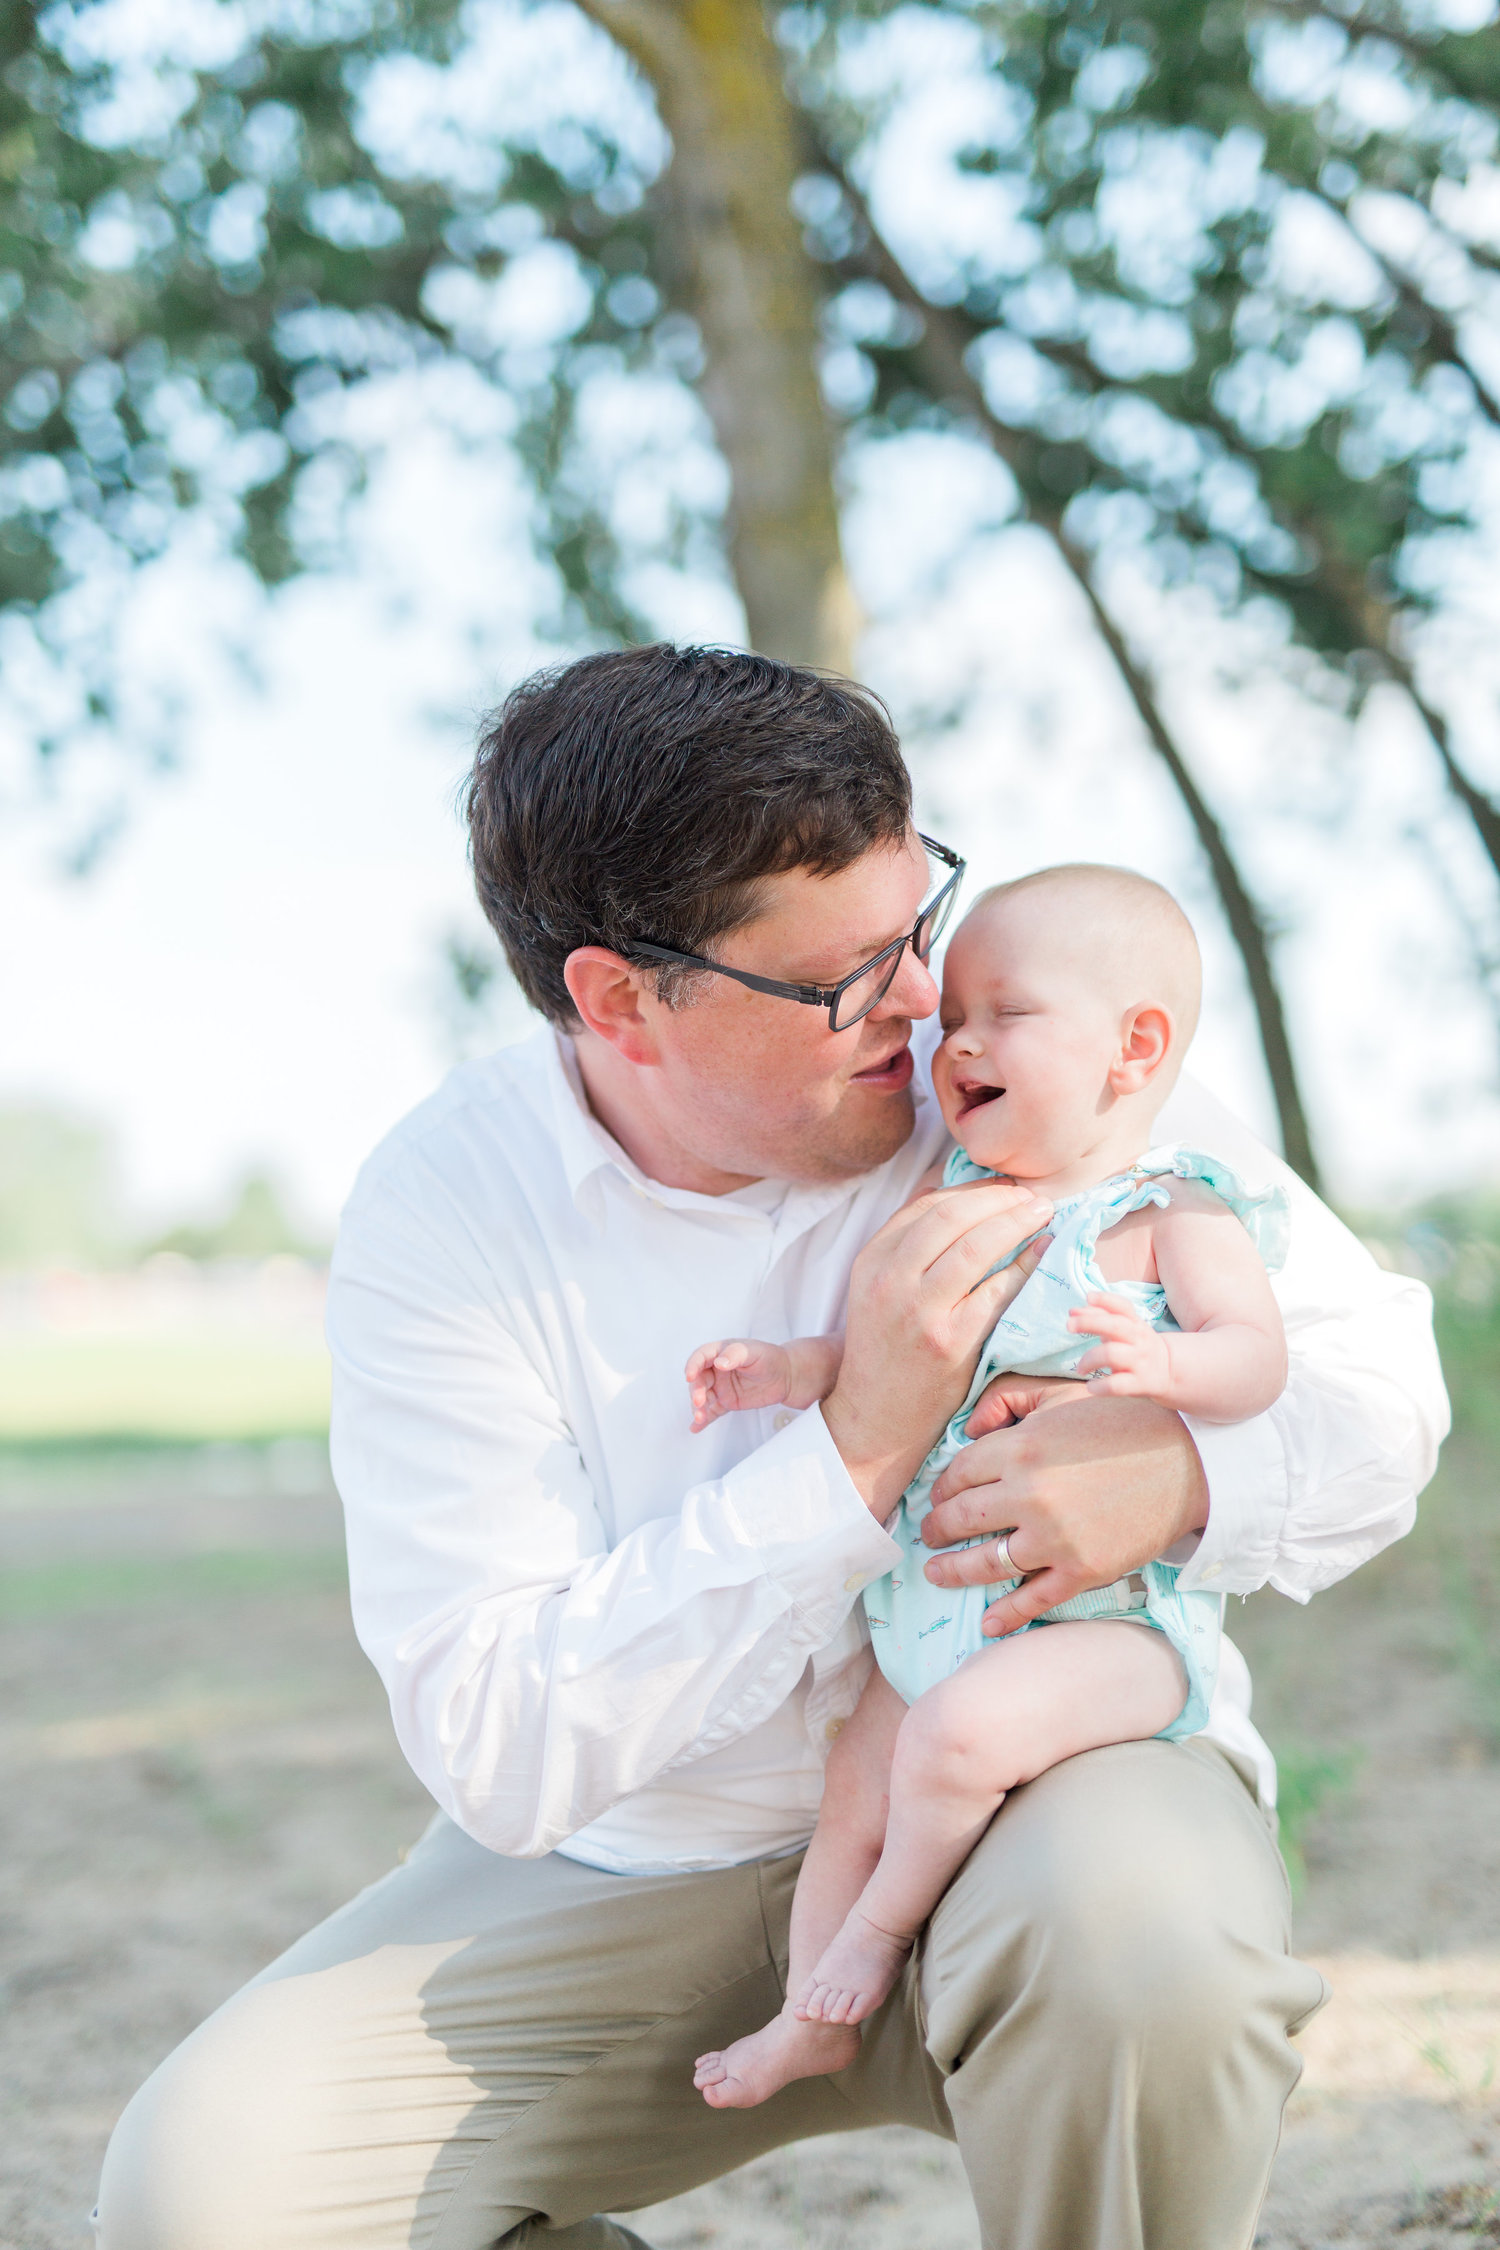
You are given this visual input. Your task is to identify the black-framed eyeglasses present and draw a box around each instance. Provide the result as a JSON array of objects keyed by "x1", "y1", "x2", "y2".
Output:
[{"x1": 630, "y1": 835, "x2": 966, "y2": 1033}]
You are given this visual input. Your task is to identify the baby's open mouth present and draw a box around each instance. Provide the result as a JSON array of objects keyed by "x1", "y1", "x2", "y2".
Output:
[{"x1": 956, "y1": 1081, "x2": 1004, "y2": 1117}]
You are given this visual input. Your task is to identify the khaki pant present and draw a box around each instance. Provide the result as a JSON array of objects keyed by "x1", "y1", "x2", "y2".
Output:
[{"x1": 94, "y1": 1738, "x2": 1325, "y2": 2250}]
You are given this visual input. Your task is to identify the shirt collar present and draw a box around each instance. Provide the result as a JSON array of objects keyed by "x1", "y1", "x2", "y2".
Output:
[{"x1": 543, "y1": 1028, "x2": 866, "y2": 1237}]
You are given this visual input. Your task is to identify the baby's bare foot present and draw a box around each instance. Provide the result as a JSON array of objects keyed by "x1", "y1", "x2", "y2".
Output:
[
  {"x1": 693, "y1": 2007, "x2": 859, "y2": 2109},
  {"x1": 795, "y1": 1909, "x2": 913, "y2": 2027}
]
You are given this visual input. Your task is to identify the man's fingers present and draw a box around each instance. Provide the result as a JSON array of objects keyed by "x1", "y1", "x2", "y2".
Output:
[
  {"x1": 925, "y1": 1208, "x2": 1053, "y2": 1313},
  {"x1": 980, "y1": 1571, "x2": 1073, "y2": 1636},
  {"x1": 887, "y1": 1181, "x2": 1052, "y2": 1288},
  {"x1": 968, "y1": 1232, "x2": 1051, "y2": 1319},
  {"x1": 921, "y1": 1524, "x2": 1041, "y2": 1588},
  {"x1": 926, "y1": 1425, "x2": 1012, "y2": 1511}
]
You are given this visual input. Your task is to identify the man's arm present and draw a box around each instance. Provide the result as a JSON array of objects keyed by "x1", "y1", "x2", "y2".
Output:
[
  {"x1": 328, "y1": 1175, "x2": 897, "y2": 1860},
  {"x1": 329, "y1": 1163, "x2": 1049, "y2": 1858},
  {"x1": 919, "y1": 1092, "x2": 1449, "y2": 1628}
]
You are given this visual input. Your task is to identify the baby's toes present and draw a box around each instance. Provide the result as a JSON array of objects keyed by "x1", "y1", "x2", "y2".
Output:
[{"x1": 693, "y1": 2052, "x2": 726, "y2": 2086}]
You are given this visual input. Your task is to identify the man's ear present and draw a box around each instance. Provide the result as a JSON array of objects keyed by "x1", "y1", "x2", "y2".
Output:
[
  {"x1": 1109, "y1": 1003, "x2": 1173, "y2": 1096},
  {"x1": 563, "y1": 948, "x2": 662, "y2": 1067}
]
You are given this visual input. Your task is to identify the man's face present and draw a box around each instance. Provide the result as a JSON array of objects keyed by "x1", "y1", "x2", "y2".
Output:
[{"x1": 638, "y1": 830, "x2": 941, "y2": 1184}]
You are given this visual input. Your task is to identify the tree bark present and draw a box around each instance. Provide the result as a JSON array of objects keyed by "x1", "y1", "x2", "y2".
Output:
[{"x1": 574, "y1": 0, "x2": 854, "y2": 670}]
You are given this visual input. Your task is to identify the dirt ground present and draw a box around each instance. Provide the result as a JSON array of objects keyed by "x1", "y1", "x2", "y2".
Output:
[{"x1": 2, "y1": 1439, "x2": 1498, "y2": 2250}]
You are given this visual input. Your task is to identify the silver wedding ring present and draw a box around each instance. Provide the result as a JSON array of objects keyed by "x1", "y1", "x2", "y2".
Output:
[{"x1": 994, "y1": 1533, "x2": 1017, "y2": 1575}]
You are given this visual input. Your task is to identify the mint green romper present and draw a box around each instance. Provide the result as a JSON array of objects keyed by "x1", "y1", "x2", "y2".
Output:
[{"x1": 862, "y1": 1143, "x2": 1290, "y2": 1738}]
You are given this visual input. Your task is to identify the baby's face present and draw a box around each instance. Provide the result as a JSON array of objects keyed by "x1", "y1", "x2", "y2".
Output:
[{"x1": 931, "y1": 898, "x2": 1128, "y2": 1180}]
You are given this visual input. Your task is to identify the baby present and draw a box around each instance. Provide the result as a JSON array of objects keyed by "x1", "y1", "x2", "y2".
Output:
[{"x1": 687, "y1": 863, "x2": 1290, "y2": 2109}]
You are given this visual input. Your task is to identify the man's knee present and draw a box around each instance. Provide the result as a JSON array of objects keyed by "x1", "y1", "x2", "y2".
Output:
[
  {"x1": 95, "y1": 1984, "x2": 355, "y2": 2250},
  {"x1": 96, "y1": 2024, "x2": 249, "y2": 2250},
  {"x1": 919, "y1": 1739, "x2": 1300, "y2": 2074}
]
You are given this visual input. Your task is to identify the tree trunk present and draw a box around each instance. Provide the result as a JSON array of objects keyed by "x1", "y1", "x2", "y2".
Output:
[{"x1": 574, "y1": 0, "x2": 854, "y2": 670}]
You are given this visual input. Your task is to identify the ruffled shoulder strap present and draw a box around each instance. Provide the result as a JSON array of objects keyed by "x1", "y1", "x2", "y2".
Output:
[
  {"x1": 1132, "y1": 1143, "x2": 1292, "y2": 1274},
  {"x1": 939, "y1": 1140, "x2": 1291, "y2": 1274}
]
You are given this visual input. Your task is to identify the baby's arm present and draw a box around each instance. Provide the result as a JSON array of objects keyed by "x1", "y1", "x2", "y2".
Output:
[
  {"x1": 687, "y1": 1159, "x2": 985, "y2": 1431},
  {"x1": 1070, "y1": 1181, "x2": 1287, "y2": 1422},
  {"x1": 685, "y1": 1334, "x2": 844, "y2": 1432},
  {"x1": 686, "y1": 1164, "x2": 950, "y2": 1432}
]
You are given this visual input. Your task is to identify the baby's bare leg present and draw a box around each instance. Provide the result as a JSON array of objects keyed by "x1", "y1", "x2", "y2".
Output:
[
  {"x1": 693, "y1": 1667, "x2": 906, "y2": 2109},
  {"x1": 801, "y1": 1621, "x2": 1188, "y2": 2027}
]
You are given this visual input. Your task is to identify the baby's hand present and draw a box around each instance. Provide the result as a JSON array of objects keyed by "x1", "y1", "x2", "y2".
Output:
[
  {"x1": 685, "y1": 1339, "x2": 794, "y2": 1431},
  {"x1": 1069, "y1": 1294, "x2": 1174, "y2": 1400}
]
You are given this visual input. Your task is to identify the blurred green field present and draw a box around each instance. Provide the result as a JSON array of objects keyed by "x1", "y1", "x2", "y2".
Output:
[{"x1": 0, "y1": 1339, "x2": 331, "y2": 1444}]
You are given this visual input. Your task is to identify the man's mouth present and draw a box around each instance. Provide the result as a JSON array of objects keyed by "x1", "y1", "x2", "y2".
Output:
[
  {"x1": 955, "y1": 1078, "x2": 1004, "y2": 1117},
  {"x1": 852, "y1": 1045, "x2": 914, "y2": 1091}
]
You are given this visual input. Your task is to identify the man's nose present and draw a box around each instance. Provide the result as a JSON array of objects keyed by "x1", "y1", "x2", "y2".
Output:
[{"x1": 879, "y1": 946, "x2": 939, "y2": 1019}]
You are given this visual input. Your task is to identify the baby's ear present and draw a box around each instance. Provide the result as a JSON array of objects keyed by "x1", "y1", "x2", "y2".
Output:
[{"x1": 1110, "y1": 1004, "x2": 1172, "y2": 1095}]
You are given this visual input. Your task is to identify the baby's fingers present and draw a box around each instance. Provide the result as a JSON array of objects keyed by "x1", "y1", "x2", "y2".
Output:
[
  {"x1": 1075, "y1": 1338, "x2": 1146, "y2": 1379},
  {"x1": 1068, "y1": 1302, "x2": 1143, "y2": 1344},
  {"x1": 1082, "y1": 1370, "x2": 1148, "y2": 1398},
  {"x1": 684, "y1": 1342, "x2": 724, "y2": 1382},
  {"x1": 712, "y1": 1341, "x2": 753, "y2": 1372}
]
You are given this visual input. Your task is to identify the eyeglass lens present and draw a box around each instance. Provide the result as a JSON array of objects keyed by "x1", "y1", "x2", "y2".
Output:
[
  {"x1": 830, "y1": 863, "x2": 963, "y2": 1031},
  {"x1": 829, "y1": 947, "x2": 905, "y2": 1032},
  {"x1": 915, "y1": 870, "x2": 960, "y2": 960}
]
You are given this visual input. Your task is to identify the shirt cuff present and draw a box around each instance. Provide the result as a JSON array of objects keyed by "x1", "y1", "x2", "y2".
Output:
[
  {"x1": 1173, "y1": 1406, "x2": 1291, "y2": 1598},
  {"x1": 718, "y1": 1403, "x2": 899, "y2": 1620}
]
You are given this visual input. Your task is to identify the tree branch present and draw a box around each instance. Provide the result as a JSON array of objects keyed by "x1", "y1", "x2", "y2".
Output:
[
  {"x1": 1311, "y1": 185, "x2": 1500, "y2": 430},
  {"x1": 817, "y1": 164, "x2": 1324, "y2": 1186}
]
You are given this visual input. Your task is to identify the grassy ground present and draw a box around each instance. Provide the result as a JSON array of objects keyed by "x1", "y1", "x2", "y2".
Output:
[
  {"x1": 0, "y1": 1340, "x2": 330, "y2": 1443},
  {"x1": 1, "y1": 1243, "x2": 1496, "y2": 2249}
]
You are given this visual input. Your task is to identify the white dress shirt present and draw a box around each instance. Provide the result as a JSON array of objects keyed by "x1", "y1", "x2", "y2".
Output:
[{"x1": 327, "y1": 1021, "x2": 1447, "y2": 1871}]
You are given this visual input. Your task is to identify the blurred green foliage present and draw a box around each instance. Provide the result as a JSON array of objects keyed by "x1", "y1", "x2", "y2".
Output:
[
  {"x1": 1421, "y1": 1201, "x2": 1500, "y2": 1745},
  {"x1": 0, "y1": 1103, "x2": 322, "y2": 1266},
  {"x1": 5, "y1": 0, "x2": 1500, "y2": 816},
  {"x1": 1274, "y1": 1740, "x2": 1363, "y2": 1892},
  {"x1": 0, "y1": 1104, "x2": 119, "y2": 1263},
  {"x1": 145, "y1": 1170, "x2": 319, "y2": 1259}
]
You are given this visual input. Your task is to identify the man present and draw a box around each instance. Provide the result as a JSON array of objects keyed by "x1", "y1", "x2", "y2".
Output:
[{"x1": 96, "y1": 645, "x2": 1445, "y2": 2250}]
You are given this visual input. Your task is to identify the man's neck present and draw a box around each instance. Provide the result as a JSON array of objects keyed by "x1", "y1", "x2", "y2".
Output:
[{"x1": 568, "y1": 1031, "x2": 763, "y2": 1197}]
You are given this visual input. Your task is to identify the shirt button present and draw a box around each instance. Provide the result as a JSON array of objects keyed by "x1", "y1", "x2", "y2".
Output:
[
  {"x1": 773, "y1": 1409, "x2": 795, "y2": 1431},
  {"x1": 825, "y1": 1720, "x2": 844, "y2": 1741},
  {"x1": 843, "y1": 1573, "x2": 865, "y2": 1593},
  {"x1": 1201, "y1": 1563, "x2": 1222, "y2": 1581}
]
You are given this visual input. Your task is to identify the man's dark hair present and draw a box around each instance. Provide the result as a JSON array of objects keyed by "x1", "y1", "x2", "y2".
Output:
[{"x1": 466, "y1": 644, "x2": 913, "y2": 1026}]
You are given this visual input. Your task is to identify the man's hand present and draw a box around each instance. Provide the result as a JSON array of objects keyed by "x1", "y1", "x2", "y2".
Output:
[
  {"x1": 821, "y1": 1182, "x2": 1051, "y2": 1519},
  {"x1": 919, "y1": 1379, "x2": 1209, "y2": 1635}
]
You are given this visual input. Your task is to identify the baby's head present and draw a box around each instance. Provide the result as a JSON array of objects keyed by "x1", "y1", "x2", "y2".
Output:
[{"x1": 931, "y1": 864, "x2": 1201, "y2": 1184}]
